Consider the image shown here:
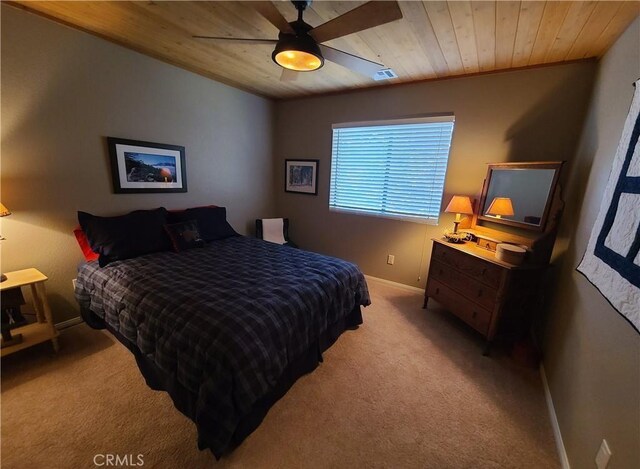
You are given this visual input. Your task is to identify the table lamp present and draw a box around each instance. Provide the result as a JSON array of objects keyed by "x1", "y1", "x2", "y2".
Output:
[
  {"x1": 0, "y1": 202, "x2": 11, "y2": 282},
  {"x1": 444, "y1": 195, "x2": 473, "y2": 233},
  {"x1": 486, "y1": 197, "x2": 514, "y2": 219}
]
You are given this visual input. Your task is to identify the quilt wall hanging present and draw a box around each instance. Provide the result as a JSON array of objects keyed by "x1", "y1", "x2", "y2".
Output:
[{"x1": 577, "y1": 79, "x2": 640, "y2": 333}]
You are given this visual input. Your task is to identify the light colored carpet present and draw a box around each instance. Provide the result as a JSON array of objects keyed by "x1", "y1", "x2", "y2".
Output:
[{"x1": 1, "y1": 279, "x2": 559, "y2": 468}]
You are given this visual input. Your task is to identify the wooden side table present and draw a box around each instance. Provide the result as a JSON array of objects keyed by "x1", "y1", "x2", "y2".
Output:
[{"x1": 0, "y1": 268, "x2": 59, "y2": 357}]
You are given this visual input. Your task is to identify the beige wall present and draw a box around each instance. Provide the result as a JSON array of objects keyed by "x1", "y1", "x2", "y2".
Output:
[
  {"x1": 275, "y1": 62, "x2": 596, "y2": 287},
  {"x1": 543, "y1": 18, "x2": 640, "y2": 469},
  {"x1": 1, "y1": 6, "x2": 275, "y2": 323}
]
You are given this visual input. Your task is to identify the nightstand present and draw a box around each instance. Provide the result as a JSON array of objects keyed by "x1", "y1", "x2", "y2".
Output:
[{"x1": 0, "y1": 268, "x2": 59, "y2": 357}]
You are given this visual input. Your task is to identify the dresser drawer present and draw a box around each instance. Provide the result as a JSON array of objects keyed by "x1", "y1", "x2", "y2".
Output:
[
  {"x1": 426, "y1": 279, "x2": 492, "y2": 336},
  {"x1": 429, "y1": 259, "x2": 499, "y2": 311},
  {"x1": 432, "y1": 243, "x2": 503, "y2": 288}
]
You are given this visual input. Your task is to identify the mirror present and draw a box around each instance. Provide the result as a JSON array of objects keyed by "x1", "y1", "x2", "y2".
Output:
[{"x1": 478, "y1": 162, "x2": 563, "y2": 231}]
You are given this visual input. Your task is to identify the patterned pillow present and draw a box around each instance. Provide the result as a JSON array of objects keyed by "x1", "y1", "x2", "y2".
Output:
[
  {"x1": 168, "y1": 206, "x2": 237, "y2": 241},
  {"x1": 164, "y1": 220, "x2": 205, "y2": 252}
]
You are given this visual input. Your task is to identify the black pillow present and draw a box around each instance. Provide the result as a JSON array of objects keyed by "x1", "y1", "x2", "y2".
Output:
[
  {"x1": 164, "y1": 220, "x2": 205, "y2": 252},
  {"x1": 78, "y1": 208, "x2": 170, "y2": 267},
  {"x1": 168, "y1": 206, "x2": 237, "y2": 242}
]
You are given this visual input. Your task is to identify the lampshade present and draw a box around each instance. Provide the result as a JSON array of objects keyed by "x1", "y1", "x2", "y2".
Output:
[
  {"x1": 445, "y1": 196, "x2": 473, "y2": 215},
  {"x1": 0, "y1": 203, "x2": 10, "y2": 217},
  {"x1": 272, "y1": 34, "x2": 324, "y2": 71},
  {"x1": 486, "y1": 197, "x2": 514, "y2": 217}
]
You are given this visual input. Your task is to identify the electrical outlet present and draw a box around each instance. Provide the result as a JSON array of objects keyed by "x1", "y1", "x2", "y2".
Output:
[
  {"x1": 387, "y1": 254, "x2": 395, "y2": 265},
  {"x1": 596, "y1": 439, "x2": 612, "y2": 469},
  {"x1": 72, "y1": 278, "x2": 77, "y2": 289}
]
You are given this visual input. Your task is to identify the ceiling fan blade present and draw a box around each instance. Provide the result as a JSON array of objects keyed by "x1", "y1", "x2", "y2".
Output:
[
  {"x1": 250, "y1": 1, "x2": 295, "y2": 35},
  {"x1": 193, "y1": 36, "x2": 278, "y2": 45},
  {"x1": 319, "y1": 45, "x2": 385, "y2": 78},
  {"x1": 280, "y1": 68, "x2": 299, "y2": 82},
  {"x1": 309, "y1": 1, "x2": 403, "y2": 44}
]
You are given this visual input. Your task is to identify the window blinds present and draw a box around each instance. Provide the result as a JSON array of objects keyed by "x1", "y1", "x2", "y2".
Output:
[{"x1": 329, "y1": 116, "x2": 455, "y2": 224}]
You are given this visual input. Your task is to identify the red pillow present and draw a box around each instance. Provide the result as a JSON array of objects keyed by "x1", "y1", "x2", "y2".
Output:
[{"x1": 73, "y1": 225, "x2": 99, "y2": 262}]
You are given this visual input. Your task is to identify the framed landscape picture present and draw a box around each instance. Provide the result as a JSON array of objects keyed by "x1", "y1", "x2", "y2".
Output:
[
  {"x1": 107, "y1": 137, "x2": 187, "y2": 193},
  {"x1": 285, "y1": 159, "x2": 319, "y2": 195}
]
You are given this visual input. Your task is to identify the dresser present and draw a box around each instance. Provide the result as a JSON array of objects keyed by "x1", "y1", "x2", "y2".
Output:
[{"x1": 424, "y1": 238, "x2": 545, "y2": 355}]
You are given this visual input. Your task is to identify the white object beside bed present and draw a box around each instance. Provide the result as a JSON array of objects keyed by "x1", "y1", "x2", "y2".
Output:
[{"x1": 261, "y1": 218, "x2": 286, "y2": 245}]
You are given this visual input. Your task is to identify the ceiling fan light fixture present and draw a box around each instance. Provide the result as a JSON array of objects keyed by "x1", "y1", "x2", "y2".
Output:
[{"x1": 272, "y1": 34, "x2": 324, "y2": 71}]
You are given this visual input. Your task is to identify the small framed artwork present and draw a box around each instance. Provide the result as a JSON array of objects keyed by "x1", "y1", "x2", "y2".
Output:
[
  {"x1": 285, "y1": 159, "x2": 319, "y2": 195},
  {"x1": 107, "y1": 137, "x2": 187, "y2": 194}
]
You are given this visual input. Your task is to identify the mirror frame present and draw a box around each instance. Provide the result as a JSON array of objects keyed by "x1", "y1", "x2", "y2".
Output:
[{"x1": 477, "y1": 161, "x2": 564, "y2": 232}]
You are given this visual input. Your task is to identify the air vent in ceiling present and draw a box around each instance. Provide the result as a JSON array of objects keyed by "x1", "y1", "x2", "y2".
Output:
[{"x1": 374, "y1": 68, "x2": 398, "y2": 81}]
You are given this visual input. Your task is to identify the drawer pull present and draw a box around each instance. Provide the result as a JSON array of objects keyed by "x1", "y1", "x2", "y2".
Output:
[
  {"x1": 472, "y1": 311, "x2": 477, "y2": 319},
  {"x1": 435, "y1": 287, "x2": 440, "y2": 295},
  {"x1": 481, "y1": 268, "x2": 487, "y2": 275}
]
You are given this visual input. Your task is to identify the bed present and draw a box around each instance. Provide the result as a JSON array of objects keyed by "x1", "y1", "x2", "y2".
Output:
[{"x1": 75, "y1": 234, "x2": 370, "y2": 458}]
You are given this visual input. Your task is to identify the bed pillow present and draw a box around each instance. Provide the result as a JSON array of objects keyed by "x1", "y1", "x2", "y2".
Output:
[
  {"x1": 164, "y1": 220, "x2": 205, "y2": 252},
  {"x1": 169, "y1": 206, "x2": 237, "y2": 242},
  {"x1": 168, "y1": 204, "x2": 217, "y2": 217},
  {"x1": 78, "y1": 208, "x2": 170, "y2": 267},
  {"x1": 73, "y1": 226, "x2": 100, "y2": 262}
]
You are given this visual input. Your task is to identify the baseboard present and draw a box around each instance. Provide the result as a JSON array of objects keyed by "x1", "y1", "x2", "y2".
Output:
[
  {"x1": 540, "y1": 364, "x2": 571, "y2": 469},
  {"x1": 365, "y1": 275, "x2": 424, "y2": 294},
  {"x1": 55, "y1": 316, "x2": 84, "y2": 330}
]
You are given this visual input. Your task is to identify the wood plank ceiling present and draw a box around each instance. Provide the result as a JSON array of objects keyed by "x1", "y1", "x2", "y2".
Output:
[{"x1": 8, "y1": 1, "x2": 640, "y2": 99}]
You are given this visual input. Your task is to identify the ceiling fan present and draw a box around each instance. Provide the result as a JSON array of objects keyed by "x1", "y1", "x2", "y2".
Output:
[{"x1": 194, "y1": 0, "x2": 403, "y2": 81}]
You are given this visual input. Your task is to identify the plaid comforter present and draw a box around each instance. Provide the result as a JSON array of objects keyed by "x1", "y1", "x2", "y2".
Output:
[{"x1": 75, "y1": 236, "x2": 370, "y2": 456}]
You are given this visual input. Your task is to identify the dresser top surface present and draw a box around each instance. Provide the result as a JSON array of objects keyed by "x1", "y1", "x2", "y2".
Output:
[{"x1": 432, "y1": 238, "x2": 542, "y2": 270}]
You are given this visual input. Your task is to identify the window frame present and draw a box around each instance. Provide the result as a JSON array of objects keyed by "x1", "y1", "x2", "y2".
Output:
[{"x1": 329, "y1": 114, "x2": 455, "y2": 225}]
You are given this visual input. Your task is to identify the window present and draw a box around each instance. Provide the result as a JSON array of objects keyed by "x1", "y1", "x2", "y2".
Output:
[{"x1": 329, "y1": 116, "x2": 455, "y2": 224}]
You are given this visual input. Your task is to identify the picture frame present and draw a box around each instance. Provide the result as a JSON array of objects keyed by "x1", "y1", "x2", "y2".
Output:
[
  {"x1": 284, "y1": 159, "x2": 319, "y2": 195},
  {"x1": 107, "y1": 137, "x2": 187, "y2": 194}
]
